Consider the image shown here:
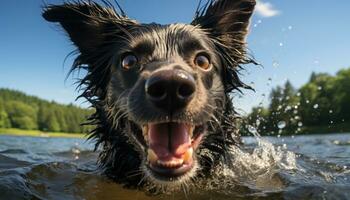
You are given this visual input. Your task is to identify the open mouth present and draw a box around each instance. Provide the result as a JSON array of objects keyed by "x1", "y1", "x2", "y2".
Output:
[{"x1": 139, "y1": 122, "x2": 205, "y2": 180}]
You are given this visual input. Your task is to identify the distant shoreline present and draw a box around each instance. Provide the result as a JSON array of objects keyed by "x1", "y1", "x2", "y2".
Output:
[{"x1": 0, "y1": 128, "x2": 86, "y2": 138}]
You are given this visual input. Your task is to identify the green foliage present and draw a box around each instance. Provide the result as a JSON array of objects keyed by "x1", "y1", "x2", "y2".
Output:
[
  {"x1": 245, "y1": 67, "x2": 350, "y2": 136},
  {"x1": 0, "y1": 88, "x2": 93, "y2": 133},
  {"x1": 0, "y1": 99, "x2": 10, "y2": 128},
  {"x1": 6, "y1": 101, "x2": 38, "y2": 130}
]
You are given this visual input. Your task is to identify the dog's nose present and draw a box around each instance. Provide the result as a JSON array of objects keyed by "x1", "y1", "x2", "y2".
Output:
[{"x1": 145, "y1": 69, "x2": 196, "y2": 112}]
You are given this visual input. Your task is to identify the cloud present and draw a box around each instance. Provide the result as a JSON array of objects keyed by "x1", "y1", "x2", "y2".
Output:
[{"x1": 255, "y1": 1, "x2": 280, "y2": 18}]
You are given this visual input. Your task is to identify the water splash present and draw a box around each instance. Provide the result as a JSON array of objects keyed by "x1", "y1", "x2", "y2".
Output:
[
  {"x1": 205, "y1": 124, "x2": 298, "y2": 192},
  {"x1": 207, "y1": 134, "x2": 297, "y2": 192}
]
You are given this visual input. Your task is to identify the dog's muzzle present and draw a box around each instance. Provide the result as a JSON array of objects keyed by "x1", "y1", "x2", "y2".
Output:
[{"x1": 139, "y1": 69, "x2": 204, "y2": 179}]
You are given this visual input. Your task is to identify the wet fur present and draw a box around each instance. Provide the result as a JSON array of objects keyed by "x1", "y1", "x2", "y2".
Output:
[{"x1": 43, "y1": 0, "x2": 256, "y2": 189}]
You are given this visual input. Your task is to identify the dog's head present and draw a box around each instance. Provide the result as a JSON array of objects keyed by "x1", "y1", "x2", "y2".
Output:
[{"x1": 43, "y1": 0, "x2": 255, "y2": 186}]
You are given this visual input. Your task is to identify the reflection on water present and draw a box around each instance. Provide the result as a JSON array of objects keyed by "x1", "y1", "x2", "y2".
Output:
[{"x1": 0, "y1": 134, "x2": 350, "y2": 200}]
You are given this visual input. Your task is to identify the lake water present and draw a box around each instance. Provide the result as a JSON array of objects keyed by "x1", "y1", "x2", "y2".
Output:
[{"x1": 0, "y1": 133, "x2": 349, "y2": 200}]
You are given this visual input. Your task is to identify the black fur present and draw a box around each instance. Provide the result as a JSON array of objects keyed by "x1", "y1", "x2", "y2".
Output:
[{"x1": 43, "y1": 0, "x2": 256, "y2": 188}]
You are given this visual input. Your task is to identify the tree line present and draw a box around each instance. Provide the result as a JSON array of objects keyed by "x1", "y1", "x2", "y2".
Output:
[
  {"x1": 0, "y1": 88, "x2": 93, "y2": 133},
  {"x1": 243, "y1": 67, "x2": 350, "y2": 136}
]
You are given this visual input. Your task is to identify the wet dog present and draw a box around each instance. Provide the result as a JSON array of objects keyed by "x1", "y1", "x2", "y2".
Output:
[{"x1": 43, "y1": 0, "x2": 256, "y2": 189}]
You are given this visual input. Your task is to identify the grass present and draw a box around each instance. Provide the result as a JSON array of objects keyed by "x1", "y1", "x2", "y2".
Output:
[{"x1": 0, "y1": 128, "x2": 86, "y2": 138}]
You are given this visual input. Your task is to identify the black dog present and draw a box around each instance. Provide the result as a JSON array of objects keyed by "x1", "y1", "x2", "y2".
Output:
[{"x1": 43, "y1": 0, "x2": 256, "y2": 188}]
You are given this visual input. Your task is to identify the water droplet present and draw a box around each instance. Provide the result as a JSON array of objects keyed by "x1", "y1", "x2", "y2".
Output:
[
  {"x1": 318, "y1": 86, "x2": 322, "y2": 90},
  {"x1": 306, "y1": 100, "x2": 310, "y2": 104},
  {"x1": 256, "y1": 119, "x2": 261, "y2": 126},
  {"x1": 329, "y1": 110, "x2": 333, "y2": 114},
  {"x1": 313, "y1": 104, "x2": 319, "y2": 109},
  {"x1": 272, "y1": 61, "x2": 279, "y2": 68},
  {"x1": 298, "y1": 122, "x2": 303, "y2": 127},
  {"x1": 258, "y1": 19, "x2": 262, "y2": 24},
  {"x1": 247, "y1": 125, "x2": 258, "y2": 135},
  {"x1": 288, "y1": 25, "x2": 293, "y2": 30},
  {"x1": 296, "y1": 92, "x2": 301, "y2": 97},
  {"x1": 279, "y1": 42, "x2": 284, "y2": 47},
  {"x1": 285, "y1": 106, "x2": 292, "y2": 111},
  {"x1": 71, "y1": 147, "x2": 80, "y2": 154},
  {"x1": 277, "y1": 121, "x2": 286, "y2": 129}
]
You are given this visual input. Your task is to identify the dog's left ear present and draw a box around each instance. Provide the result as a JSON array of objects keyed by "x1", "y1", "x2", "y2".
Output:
[{"x1": 192, "y1": 0, "x2": 255, "y2": 47}]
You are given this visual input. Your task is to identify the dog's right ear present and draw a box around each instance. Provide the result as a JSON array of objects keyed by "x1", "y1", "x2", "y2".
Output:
[{"x1": 43, "y1": 2, "x2": 137, "y2": 55}]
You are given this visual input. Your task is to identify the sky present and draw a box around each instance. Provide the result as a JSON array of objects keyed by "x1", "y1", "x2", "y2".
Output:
[{"x1": 0, "y1": 0, "x2": 350, "y2": 113}]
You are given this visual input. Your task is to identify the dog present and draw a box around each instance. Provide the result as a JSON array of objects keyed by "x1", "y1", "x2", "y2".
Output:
[{"x1": 43, "y1": 0, "x2": 256, "y2": 189}]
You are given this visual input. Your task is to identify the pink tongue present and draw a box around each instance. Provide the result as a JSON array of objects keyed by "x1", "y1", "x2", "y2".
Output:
[{"x1": 149, "y1": 123, "x2": 191, "y2": 159}]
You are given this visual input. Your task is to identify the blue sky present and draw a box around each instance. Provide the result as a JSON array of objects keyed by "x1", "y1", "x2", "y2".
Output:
[{"x1": 1, "y1": 0, "x2": 349, "y2": 113}]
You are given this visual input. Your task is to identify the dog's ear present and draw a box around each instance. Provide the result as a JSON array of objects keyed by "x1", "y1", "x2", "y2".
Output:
[
  {"x1": 43, "y1": 2, "x2": 137, "y2": 55},
  {"x1": 192, "y1": 0, "x2": 255, "y2": 44}
]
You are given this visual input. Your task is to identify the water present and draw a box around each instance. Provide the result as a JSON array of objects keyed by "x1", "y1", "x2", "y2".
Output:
[{"x1": 0, "y1": 134, "x2": 349, "y2": 200}]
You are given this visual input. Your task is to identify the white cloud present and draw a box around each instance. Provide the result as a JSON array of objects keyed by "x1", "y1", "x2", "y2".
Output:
[{"x1": 255, "y1": 1, "x2": 280, "y2": 18}]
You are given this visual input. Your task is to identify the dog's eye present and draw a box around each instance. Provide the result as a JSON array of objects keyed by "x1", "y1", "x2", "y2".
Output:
[
  {"x1": 121, "y1": 54, "x2": 138, "y2": 70},
  {"x1": 194, "y1": 54, "x2": 210, "y2": 70}
]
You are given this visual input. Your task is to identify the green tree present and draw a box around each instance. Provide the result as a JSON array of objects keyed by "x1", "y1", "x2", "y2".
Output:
[
  {"x1": 0, "y1": 88, "x2": 93, "y2": 133},
  {"x1": 266, "y1": 81, "x2": 300, "y2": 134},
  {"x1": 6, "y1": 101, "x2": 37, "y2": 129},
  {"x1": 332, "y1": 69, "x2": 350, "y2": 121},
  {"x1": 0, "y1": 99, "x2": 11, "y2": 128}
]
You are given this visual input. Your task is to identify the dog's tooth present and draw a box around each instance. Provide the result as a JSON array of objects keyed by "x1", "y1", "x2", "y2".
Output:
[
  {"x1": 142, "y1": 125, "x2": 149, "y2": 142},
  {"x1": 188, "y1": 125, "x2": 194, "y2": 138},
  {"x1": 142, "y1": 125, "x2": 148, "y2": 135},
  {"x1": 183, "y1": 148, "x2": 193, "y2": 163},
  {"x1": 156, "y1": 159, "x2": 183, "y2": 168},
  {"x1": 147, "y1": 149, "x2": 158, "y2": 163}
]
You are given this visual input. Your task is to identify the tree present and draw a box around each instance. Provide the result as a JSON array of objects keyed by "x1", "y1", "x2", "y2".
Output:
[
  {"x1": 0, "y1": 99, "x2": 11, "y2": 128},
  {"x1": 266, "y1": 81, "x2": 300, "y2": 134},
  {"x1": 0, "y1": 88, "x2": 93, "y2": 133},
  {"x1": 6, "y1": 101, "x2": 37, "y2": 129}
]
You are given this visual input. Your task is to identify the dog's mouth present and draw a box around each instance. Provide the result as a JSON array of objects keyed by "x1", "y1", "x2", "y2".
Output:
[{"x1": 136, "y1": 122, "x2": 205, "y2": 180}]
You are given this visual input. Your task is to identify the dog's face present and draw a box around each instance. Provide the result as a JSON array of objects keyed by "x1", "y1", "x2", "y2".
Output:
[
  {"x1": 43, "y1": 0, "x2": 255, "y2": 185},
  {"x1": 112, "y1": 24, "x2": 223, "y2": 182}
]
